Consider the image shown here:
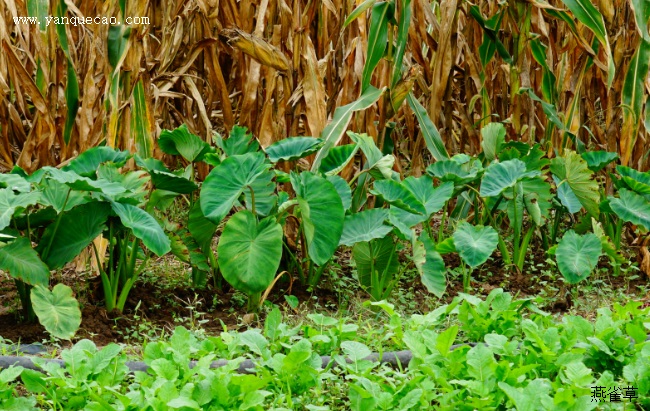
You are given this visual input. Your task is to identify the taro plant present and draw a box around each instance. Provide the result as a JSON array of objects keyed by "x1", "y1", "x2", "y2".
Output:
[
  {"x1": 452, "y1": 222, "x2": 499, "y2": 292},
  {"x1": 554, "y1": 230, "x2": 602, "y2": 285},
  {"x1": 198, "y1": 128, "x2": 346, "y2": 311}
]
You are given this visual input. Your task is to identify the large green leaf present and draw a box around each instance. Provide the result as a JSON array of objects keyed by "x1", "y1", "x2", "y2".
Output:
[
  {"x1": 371, "y1": 180, "x2": 426, "y2": 215},
  {"x1": 0, "y1": 173, "x2": 31, "y2": 193},
  {"x1": 31, "y1": 284, "x2": 81, "y2": 340},
  {"x1": 217, "y1": 211, "x2": 283, "y2": 295},
  {"x1": 37, "y1": 202, "x2": 111, "y2": 269},
  {"x1": 110, "y1": 202, "x2": 171, "y2": 256},
  {"x1": 406, "y1": 93, "x2": 449, "y2": 161},
  {"x1": 40, "y1": 179, "x2": 88, "y2": 213},
  {"x1": 158, "y1": 124, "x2": 210, "y2": 163},
  {"x1": 0, "y1": 237, "x2": 49, "y2": 286},
  {"x1": 617, "y1": 165, "x2": 650, "y2": 197},
  {"x1": 319, "y1": 144, "x2": 359, "y2": 176},
  {"x1": 480, "y1": 159, "x2": 532, "y2": 197},
  {"x1": 311, "y1": 86, "x2": 384, "y2": 171},
  {"x1": 581, "y1": 151, "x2": 618, "y2": 172},
  {"x1": 481, "y1": 123, "x2": 506, "y2": 162},
  {"x1": 427, "y1": 159, "x2": 482, "y2": 186},
  {"x1": 452, "y1": 222, "x2": 498, "y2": 269},
  {"x1": 339, "y1": 209, "x2": 392, "y2": 246},
  {"x1": 403, "y1": 178, "x2": 453, "y2": 216},
  {"x1": 63, "y1": 148, "x2": 130, "y2": 178},
  {"x1": 188, "y1": 203, "x2": 218, "y2": 253},
  {"x1": 292, "y1": 172, "x2": 345, "y2": 265},
  {"x1": 553, "y1": 176, "x2": 582, "y2": 214},
  {"x1": 43, "y1": 168, "x2": 126, "y2": 197},
  {"x1": 200, "y1": 152, "x2": 273, "y2": 224},
  {"x1": 327, "y1": 175, "x2": 352, "y2": 211},
  {"x1": 216, "y1": 125, "x2": 260, "y2": 157},
  {"x1": 352, "y1": 236, "x2": 398, "y2": 290},
  {"x1": 413, "y1": 234, "x2": 446, "y2": 297},
  {"x1": 556, "y1": 230, "x2": 602, "y2": 284},
  {"x1": 609, "y1": 189, "x2": 650, "y2": 231},
  {"x1": 149, "y1": 170, "x2": 198, "y2": 194},
  {"x1": 0, "y1": 190, "x2": 41, "y2": 231},
  {"x1": 550, "y1": 151, "x2": 600, "y2": 217},
  {"x1": 265, "y1": 137, "x2": 323, "y2": 162}
]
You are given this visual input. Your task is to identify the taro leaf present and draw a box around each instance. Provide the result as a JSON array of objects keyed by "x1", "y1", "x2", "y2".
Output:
[
  {"x1": 480, "y1": 159, "x2": 534, "y2": 197},
  {"x1": 200, "y1": 152, "x2": 272, "y2": 224},
  {"x1": 389, "y1": 207, "x2": 427, "y2": 241},
  {"x1": 216, "y1": 125, "x2": 260, "y2": 157},
  {"x1": 427, "y1": 159, "x2": 481, "y2": 186},
  {"x1": 110, "y1": 202, "x2": 171, "y2": 256},
  {"x1": 0, "y1": 190, "x2": 41, "y2": 231},
  {"x1": 43, "y1": 168, "x2": 126, "y2": 197},
  {"x1": 217, "y1": 211, "x2": 283, "y2": 295},
  {"x1": 0, "y1": 174, "x2": 31, "y2": 193},
  {"x1": 553, "y1": 175, "x2": 582, "y2": 213},
  {"x1": 521, "y1": 177, "x2": 553, "y2": 223},
  {"x1": 481, "y1": 122, "x2": 506, "y2": 162},
  {"x1": 550, "y1": 151, "x2": 600, "y2": 217},
  {"x1": 188, "y1": 202, "x2": 217, "y2": 252},
  {"x1": 158, "y1": 124, "x2": 211, "y2": 163},
  {"x1": 609, "y1": 189, "x2": 650, "y2": 231},
  {"x1": 403, "y1": 178, "x2": 453, "y2": 216},
  {"x1": 339, "y1": 209, "x2": 392, "y2": 246},
  {"x1": 31, "y1": 284, "x2": 81, "y2": 340},
  {"x1": 292, "y1": 172, "x2": 344, "y2": 265},
  {"x1": 452, "y1": 222, "x2": 498, "y2": 269},
  {"x1": 0, "y1": 237, "x2": 50, "y2": 286},
  {"x1": 327, "y1": 175, "x2": 352, "y2": 211},
  {"x1": 265, "y1": 137, "x2": 323, "y2": 162},
  {"x1": 320, "y1": 144, "x2": 359, "y2": 176},
  {"x1": 37, "y1": 202, "x2": 111, "y2": 269},
  {"x1": 62, "y1": 146, "x2": 130, "y2": 177},
  {"x1": 242, "y1": 166, "x2": 277, "y2": 218},
  {"x1": 352, "y1": 236, "x2": 399, "y2": 290},
  {"x1": 371, "y1": 180, "x2": 426, "y2": 215},
  {"x1": 581, "y1": 151, "x2": 618, "y2": 172},
  {"x1": 617, "y1": 166, "x2": 650, "y2": 196},
  {"x1": 413, "y1": 234, "x2": 446, "y2": 297},
  {"x1": 556, "y1": 230, "x2": 602, "y2": 284},
  {"x1": 149, "y1": 170, "x2": 198, "y2": 194},
  {"x1": 40, "y1": 179, "x2": 88, "y2": 213}
]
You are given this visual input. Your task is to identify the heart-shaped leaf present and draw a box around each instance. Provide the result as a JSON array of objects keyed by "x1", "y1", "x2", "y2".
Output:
[
  {"x1": 158, "y1": 124, "x2": 211, "y2": 163},
  {"x1": 110, "y1": 202, "x2": 171, "y2": 256},
  {"x1": 550, "y1": 150, "x2": 600, "y2": 217},
  {"x1": 340, "y1": 209, "x2": 392, "y2": 246},
  {"x1": 371, "y1": 180, "x2": 426, "y2": 215},
  {"x1": 292, "y1": 172, "x2": 344, "y2": 265},
  {"x1": 413, "y1": 235, "x2": 446, "y2": 297},
  {"x1": 581, "y1": 151, "x2": 618, "y2": 172},
  {"x1": 352, "y1": 236, "x2": 399, "y2": 290},
  {"x1": 556, "y1": 230, "x2": 602, "y2": 284},
  {"x1": 320, "y1": 144, "x2": 359, "y2": 176},
  {"x1": 481, "y1": 122, "x2": 506, "y2": 161},
  {"x1": 609, "y1": 188, "x2": 650, "y2": 231},
  {"x1": 200, "y1": 152, "x2": 274, "y2": 224},
  {"x1": 37, "y1": 202, "x2": 112, "y2": 269},
  {"x1": 452, "y1": 222, "x2": 498, "y2": 268},
  {"x1": 0, "y1": 237, "x2": 50, "y2": 286},
  {"x1": 217, "y1": 211, "x2": 283, "y2": 295},
  {"x1": 265, "y1": 137, "x2": 323, "y2": 162},
  {"x1": 62, "y1": 146, "x2": 131, "y2": 177},
  {"x1": 480, "y1": 159, "x2": 533, "y2": 197},
  {"x1": 31, "y1": 284, "x2": 81, "y2": 340}
]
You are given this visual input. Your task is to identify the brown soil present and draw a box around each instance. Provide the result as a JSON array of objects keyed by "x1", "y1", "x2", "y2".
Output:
[
  {"x1": 0, "y1": 240, "x2": 647, "y2": 347},
  {"x1": 0, "y1": 269, "x2": 340, "y2": 346}
]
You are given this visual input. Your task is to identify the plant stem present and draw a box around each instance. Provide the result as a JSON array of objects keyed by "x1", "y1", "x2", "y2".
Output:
[
  {"x1": 41, "y1": 188, "x2": 71, "y2": 261},
  {"x1": 247, "y1": 291, "x2": 261, "y2": 313}
]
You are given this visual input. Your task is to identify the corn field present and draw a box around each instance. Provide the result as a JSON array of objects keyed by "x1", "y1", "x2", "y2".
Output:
[{"x1": 1, "y1": 0, "x2": 649, "y2": 174}]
